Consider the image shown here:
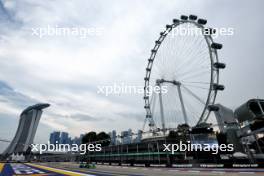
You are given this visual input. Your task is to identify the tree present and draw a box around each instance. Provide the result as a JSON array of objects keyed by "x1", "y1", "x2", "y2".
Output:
[
  {"x1": 167, "y1": 124, "x2": 190, "y2": 143},
  {"x1": 97, "y1": 132, "x2": 110, "y2": 146},
  {"x1": 82, "y1": 131, "x2": 110, "y2": 146},
  {"x1": 82, "y1": 131, "x2": 97, "y2": 144}
]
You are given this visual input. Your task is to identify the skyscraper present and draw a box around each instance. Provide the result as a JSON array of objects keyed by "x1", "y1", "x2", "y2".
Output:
[
  {"x1": 134, "y1": 130, "x2": 142, "y2": 143},
  {"x1": 71, "y1": 137, "x2": 80, "y2": 145},
  {"x1": 121, "y1": 129, "x2": 132, "y2": 144},
  {"x1": 60, "y1": 132, "x2": 69, "y2": 144},
  {"x1": 49, "y1": 131, "x2": 60, "y2": 144},
  {"x1": 3, "y1": 103, "x2": 50, "y2": 155},
  {"x1": 109, "y1": 130, "x2": 117, "y2": 145}
]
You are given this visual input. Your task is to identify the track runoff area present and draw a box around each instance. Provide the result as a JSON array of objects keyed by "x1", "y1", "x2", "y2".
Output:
[{"x1": 1, "y1": 163, "x2": 264, "y2": 176}]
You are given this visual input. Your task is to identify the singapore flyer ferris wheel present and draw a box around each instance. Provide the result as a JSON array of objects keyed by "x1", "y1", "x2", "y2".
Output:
[{"x1": 143, "y1": 15, "x2": 226, "y2": 134}]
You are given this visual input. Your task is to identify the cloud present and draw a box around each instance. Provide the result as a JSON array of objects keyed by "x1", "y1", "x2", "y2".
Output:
[
  {"x1": 116, "y1": 112, "x2": 144, "y2": 122},
  {"x1": 0, "y1": 0, "x2": 263, "y2": 147},
  {"x1": 0, "y1": 0, "x2": 11, "y2": 21},
  {"x1": 0, "y1": 80, "x2": 36, "y2": 108},
  {"x1": 70, "y1": 113, "x2": 98, "y2": 121}
]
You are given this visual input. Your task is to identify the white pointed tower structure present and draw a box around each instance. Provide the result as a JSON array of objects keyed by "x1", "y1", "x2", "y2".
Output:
[{"x1": 2, "y1": 103, "x2": 50, "y2": 155}]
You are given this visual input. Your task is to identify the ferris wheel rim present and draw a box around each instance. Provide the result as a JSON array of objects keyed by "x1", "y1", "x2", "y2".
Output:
[{"x1": 143, "y1": 15, "x2": 225, "y2": 132}]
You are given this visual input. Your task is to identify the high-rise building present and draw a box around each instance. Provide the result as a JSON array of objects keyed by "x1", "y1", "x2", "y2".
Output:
[
  {"x1": 134, "y1": 130, "x2": 142, "y2": 143},
  {"x1": 71, "y1": 137, "x2": 80, "y2": 145},
  {"x1": 49, "y1": 131, "x2": 60, "y2": 144},
  {"x1": 109, "y1": 130, "x2": 117, "y2": 145},
  {"x1": 60, "y1": 132, "x2": 69, "y2": 144},
  {"x1": 121, "y1": 129, "x2": 132, "y2": 144},
  {"x1": 79, "y1": 134, "x2": 84, "y2": 144},
  {"x1": 3, "y1": 103, "x2": 50, "y2": 155},
  {"x1": 49, "y1": 133, "x2": 55, "y2": 144},
  {"x1": 49, "y1": 132, "x2": 83, "y2": 145},
  {"x1": 80, "y1": 134, "x2": 84, "y2": 140},
  {"x1": 71, "y1": 134, "x2": 84, "y2": 145}
]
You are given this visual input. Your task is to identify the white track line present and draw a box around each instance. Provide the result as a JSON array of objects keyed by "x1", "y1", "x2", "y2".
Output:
[
  {"x1": 239, "y1": 172, "x2": 255, "y2": 174},
  {"x1": 211, "y1": 171, "x2": 225, "y2": 174},
  {"x1": 169, "y1": 169, "x2": 179, "y2": 172},
  {"x1": 188, "y1": 170, "x2": 200, "y2": 173}
]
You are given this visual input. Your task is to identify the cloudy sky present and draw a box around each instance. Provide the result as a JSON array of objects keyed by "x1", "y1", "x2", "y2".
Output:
[{"x1": 0, "y1": 0, "x2": 263, "y2": 152}]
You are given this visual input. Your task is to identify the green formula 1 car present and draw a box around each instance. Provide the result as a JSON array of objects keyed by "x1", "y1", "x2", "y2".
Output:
[{"x1": 79, "y1": 162, "x2": 96, "y2": 169}]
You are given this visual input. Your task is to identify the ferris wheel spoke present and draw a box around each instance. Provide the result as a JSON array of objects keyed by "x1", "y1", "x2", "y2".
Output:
[
  {"x1": 175, "y1": 33, "x2": 191, "y2": 59},
  {"x1": 179, "y1": 68, "x2": 210, "y2": 81},
  {"x1": 174, "y1": 46, "x2": 207, "y2": 75},
  {"x1": 176, "y1": 61, "x2": 207, "y2": 78},
  {"x1": 179, "y1": 26, "x2": 202, "y2": 56},
  {"x1": 177, "y1": 55, "x2": 210, "y2": 76},
  {"x1": 157, "y1": 85, "x2": 166, "y2": 134},
  {"x1": 150, "y1": 92, "x2": 157, "y2": 115},
  {"x1": 165, "y1": 86, "x2": 183, "y2": 127},
  {"x1": 184, "y1": 98, "x2": 200, "y2": 123},
  {"x1": 176, "y1": 85, "x2": 188, "y2": 124},
  {"x1": 142, "y1": 117, "x2": 148, "y2": 131},
  {"x1": 179, "y1": 39, "x2": 205, "y2": 67},
  {"x1": 183, "y1": 54, "x2": 210, "y2": 72},
  {"x1": 181, "y1": 84, "x2": 206, "y2": 105},
  {"x1": 176, "y1": 66, "x2": 210, "y2": 79},
  {"x1": 197, "y1": 56, "x2": 212, "y2": 67},
  {"x1": 176, "y1": 44, "x2": 208, "y2": 74},
  {"x1": 178, "y1": 38, "x2": 201, "y2": 65},
  {"x1": 181, "y1": 83, "x2": 209, "y2": 90},
  {"x1": 181, "y1": 81, "x2": 210, "y2": 85}
]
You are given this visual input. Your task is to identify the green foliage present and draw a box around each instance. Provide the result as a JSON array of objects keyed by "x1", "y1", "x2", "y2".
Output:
[
  {"x1": 167, "y1": 124, "x2": 190, "y2": 143},
  {"x1": 82, "y1": 131, "x2": 110, "y2": 146},
  {"x1": 82, "y1": 131, "x2": 97, "y2": 144}
]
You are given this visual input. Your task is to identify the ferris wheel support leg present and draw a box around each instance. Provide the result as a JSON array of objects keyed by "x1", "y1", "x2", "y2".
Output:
[
  {"x1": 158, "y1": 86, "x2": 166, "y2": 135},
  {"x1": 147, "y1": 93, "x2": 157, "y2": 132},
  {"x1": 177, "y1": 85, "x2": 188, "y2": 124},
  {"x1": 257, "y1": 99, "x2": 264, "y2": 115}
]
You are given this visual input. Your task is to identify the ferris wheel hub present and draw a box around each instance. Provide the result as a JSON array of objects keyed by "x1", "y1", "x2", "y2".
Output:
[{"x1": 156, "y1": 79, "x2": 181, "y2": 86}]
